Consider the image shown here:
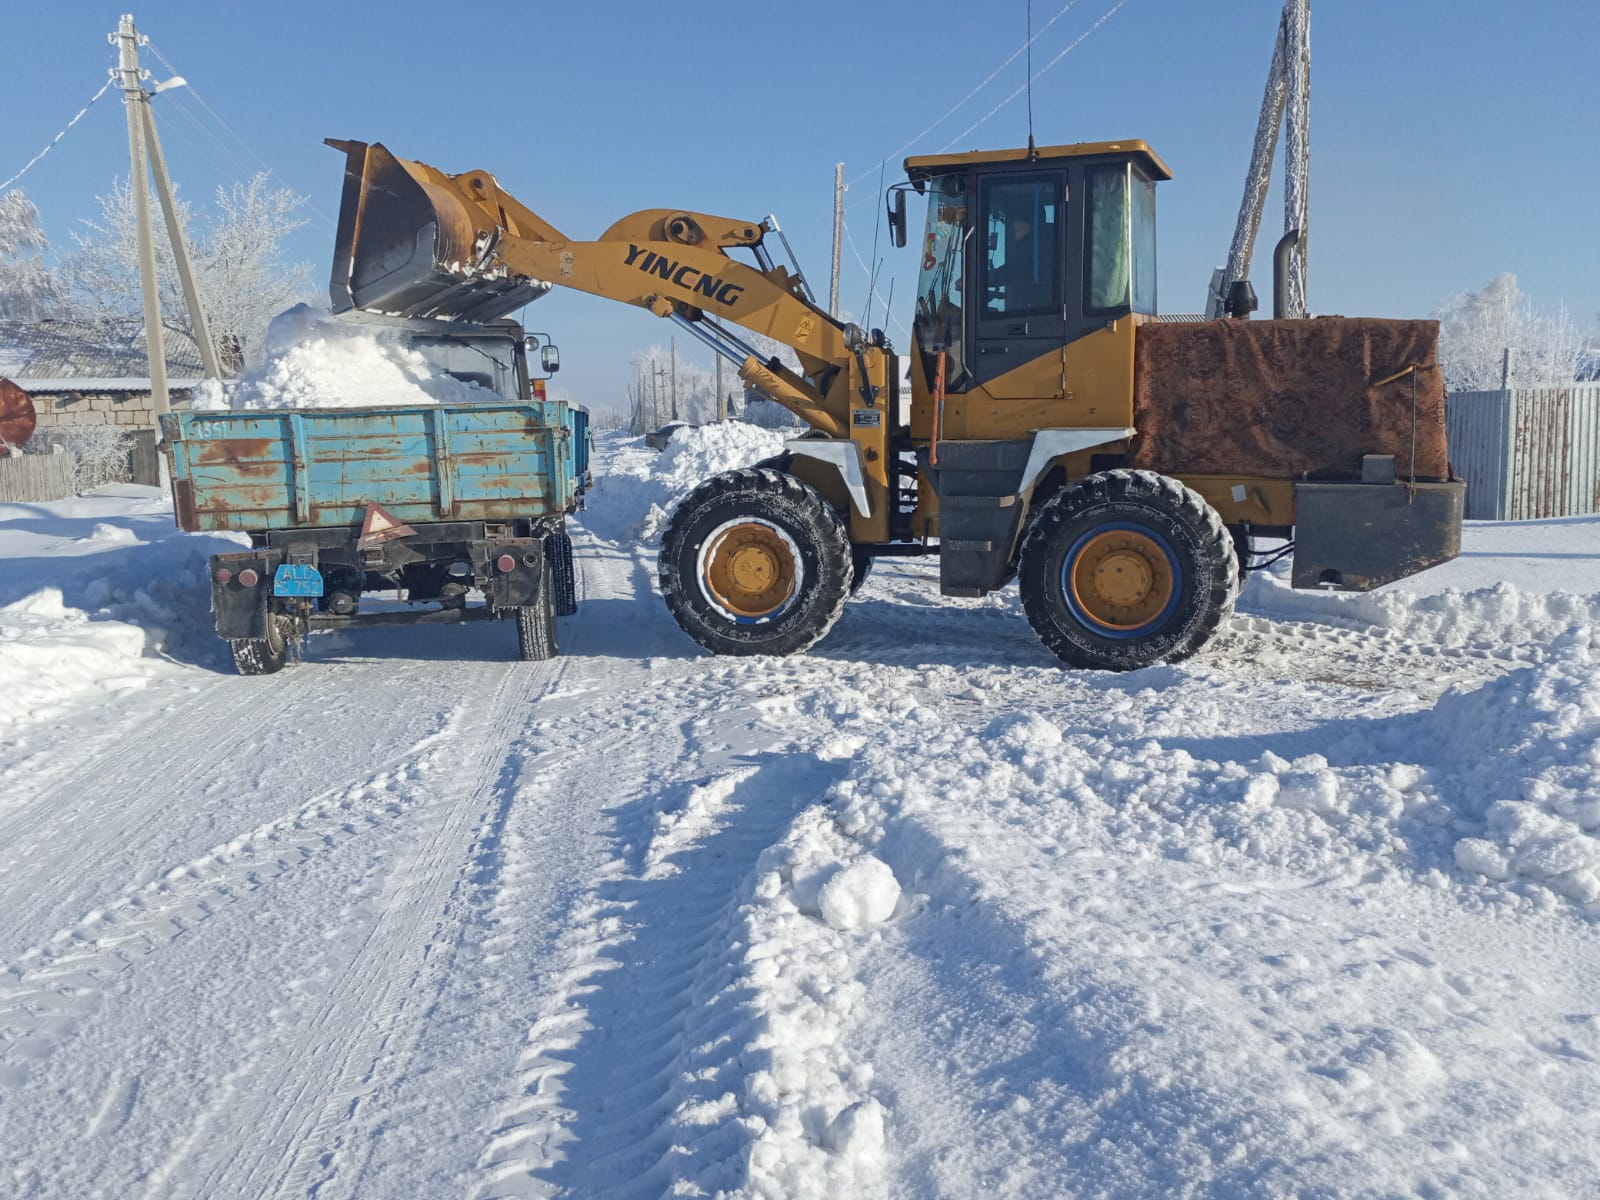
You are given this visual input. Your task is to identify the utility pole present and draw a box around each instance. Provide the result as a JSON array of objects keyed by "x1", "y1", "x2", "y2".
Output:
[
  {"x1": 115, "y1": 15, "x2": 168, "y2": 416},
  {"x1": 653, "y1": 364, "x2": 667, "y2": 427},
  {"x1": 113, "y1": 13, "x2": 223, "y2": 421},
  {"x1": 670, "y1": 336, "x2": 678, "y2": 421},
  {"x1": 715, "y1": 353, "x2": 726, "y2": 422},
  {"x1": 829, "y1": 163, "x2": 845, "y2": 317}
]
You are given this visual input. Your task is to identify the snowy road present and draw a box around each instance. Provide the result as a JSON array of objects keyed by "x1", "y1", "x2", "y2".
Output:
[{"x1": 3, "y1": 430, "x2": 1600, "y2": 1198}]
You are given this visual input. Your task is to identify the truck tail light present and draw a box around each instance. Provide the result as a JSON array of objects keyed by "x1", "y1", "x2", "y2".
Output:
[
  {"x1": 215, "y1": 568, "x2": 233, "y2": 584},
  {"x1": 238, "y1": 568, "x2": 260, "y2": 588},
  {"x1": 496, "y1": 554, "x2": 515, "y2": 573}
]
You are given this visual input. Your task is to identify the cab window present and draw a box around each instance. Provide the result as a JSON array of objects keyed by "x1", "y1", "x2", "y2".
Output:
[
  {"x1": 980, "y1": 177, "x2": 1060, "y2": 316},
  {"x1": 1087, "y1": 165, "x2": 1158, "y2": 315}
]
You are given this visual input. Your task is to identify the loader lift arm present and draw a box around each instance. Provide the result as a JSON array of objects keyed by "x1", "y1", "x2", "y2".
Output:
[{"x1": 326, "y1": 139, "x2": 888, "y2": 445}]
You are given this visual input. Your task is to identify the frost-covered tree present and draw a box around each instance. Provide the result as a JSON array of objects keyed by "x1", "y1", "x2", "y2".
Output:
[
  {"x1": 1434, "y1": 273, "x2": 1585, "y2": 392},
  {"x1": 0, "y1": 190, "x2": 62, "y2": 320},
  {"x1": 627, "y1": 343, "x2": 724, "y2": 431},
  {"x1": 62, "y1": 172, "x2": 313, "y2": 371}
]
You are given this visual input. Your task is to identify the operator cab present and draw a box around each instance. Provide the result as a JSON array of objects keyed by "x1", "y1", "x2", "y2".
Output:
[{"x1": 900, "y1": 140, "x2": 1169, "y2": 395}]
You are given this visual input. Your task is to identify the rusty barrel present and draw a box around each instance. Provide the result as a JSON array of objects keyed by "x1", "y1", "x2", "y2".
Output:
[{"x1": 0, "y1": 379, "x2": 36, "y2": 451}]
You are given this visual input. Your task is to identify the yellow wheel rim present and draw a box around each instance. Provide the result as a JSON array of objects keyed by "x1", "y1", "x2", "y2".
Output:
[
  {"x1": 1066, "y1": 528, "x2": 1176, "y2": 631},
  {"x1": 703, "y1": 521, "x2": 798, "y2": 619}
]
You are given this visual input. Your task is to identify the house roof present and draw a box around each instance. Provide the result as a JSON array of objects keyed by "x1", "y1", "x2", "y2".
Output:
[{"x1": 0, "y1": 318, "x2": 206, "y2": 393}]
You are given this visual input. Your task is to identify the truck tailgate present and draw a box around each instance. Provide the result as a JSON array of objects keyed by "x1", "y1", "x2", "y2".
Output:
[{"x1": 160, "y1": 403, "x2": 576, "y2": 533}]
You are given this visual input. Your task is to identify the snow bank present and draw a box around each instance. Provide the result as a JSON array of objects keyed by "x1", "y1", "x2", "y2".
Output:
[
  {"x1": 190, "y1": 304, "x2": 499, "y2": 411},
  {"x1": 731, "y1": 667, "x2": 1600, "y2": 1194},
  {"x1": 0, "y1": 488, "x2": 245, "y2": 729},
  {"x1": 579, "y1": 424, "x2": 789, "y2": 545}
]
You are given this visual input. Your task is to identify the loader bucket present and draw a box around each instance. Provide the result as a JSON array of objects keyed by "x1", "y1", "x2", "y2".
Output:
[{"x1": 325, "y1": 139, "x2": 550, "y2": 323}]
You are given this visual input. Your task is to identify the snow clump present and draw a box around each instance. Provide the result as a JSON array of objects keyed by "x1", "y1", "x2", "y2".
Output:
[
  {"x1": 579, "y1": 424, "x2": 789, "y2": 545},
  {"x1": 817, "y1": 855, "x2": 901, "y2": 930},
  {"x1": 190, "y1": 304, "x2": 500, "y2": 411}
]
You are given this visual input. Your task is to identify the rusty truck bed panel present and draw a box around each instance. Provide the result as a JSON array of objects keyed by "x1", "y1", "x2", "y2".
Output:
[
  {"x1": 160, "y1": 403, "x2": 579, "y2": 533},
  {"x1": 1129, "y1": 317, "x2": 1450, "y2": 481}
]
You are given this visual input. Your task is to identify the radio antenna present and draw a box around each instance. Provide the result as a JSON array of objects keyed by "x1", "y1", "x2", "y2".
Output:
[{"x1": 1026, "y1": 0, "x2": 1037, "y2": 156}]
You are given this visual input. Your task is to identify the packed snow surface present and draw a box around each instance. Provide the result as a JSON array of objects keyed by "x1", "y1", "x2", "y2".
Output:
[
  {"x1": 190, "y1": 303, "x2": 501, "y2": 411},
  {"x1": 2, "y1": 425, "x2": 1599, "y2": 1198}
]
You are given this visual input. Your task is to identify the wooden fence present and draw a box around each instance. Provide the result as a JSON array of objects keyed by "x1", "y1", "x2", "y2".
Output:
[{"x1": 0, "y1": 451, "x2": 78, "y2": 503}]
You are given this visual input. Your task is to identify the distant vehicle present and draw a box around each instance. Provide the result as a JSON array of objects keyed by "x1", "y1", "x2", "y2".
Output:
[{"x1": 645, "y1": 422, "x2": 689, "y2": 451}]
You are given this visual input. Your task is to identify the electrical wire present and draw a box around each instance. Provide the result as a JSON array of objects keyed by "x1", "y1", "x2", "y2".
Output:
[
  {"x1": 937, "y1": 0, "x2": 1133, "y2": 152},
  {"x1": 844, "y1": 0, "x2": 1083, "y2": 192},
  {"x1": 145, "y1": 40, "x2": 338, "y2": 233},
  {"x1": 842, "y1": 218, "x2": 910, "y2": 337},
  {"x1": 0, "y1": 77, "x2": 116, "y2": 194}
]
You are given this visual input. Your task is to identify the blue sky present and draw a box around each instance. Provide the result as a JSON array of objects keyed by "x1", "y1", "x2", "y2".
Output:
[{"x1": 3, "y1": 0, "x2": 1596, "y2": 409}]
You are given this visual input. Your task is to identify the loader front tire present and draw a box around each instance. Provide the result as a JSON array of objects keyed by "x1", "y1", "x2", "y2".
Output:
[
  {"x1": 516, "y1": 581, "x2": 558, "y2": 661},
  {"x1": 1018, "y1": 470, "x2": 1236, "y2": 671},
  {"x1": 659, "y1": 467, "x2": 851, "y2": 657}
]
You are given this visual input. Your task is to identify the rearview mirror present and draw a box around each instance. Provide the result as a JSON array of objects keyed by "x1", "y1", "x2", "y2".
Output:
[
  {"x1": 888, "y1": 189, "x2": 907, "y2": 249},
  {"x1": 541, "y1": 344, "x2": 560, "y2": 374}
]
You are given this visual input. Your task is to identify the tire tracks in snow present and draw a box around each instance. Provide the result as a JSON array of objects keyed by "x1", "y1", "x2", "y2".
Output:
[
  {"x1": 1205, "y1": 613, "x2": 1531, "y2": 698},
  {"x1": 0, "y1": 705, "x2": 462, "y2": 1093},
  {"x1": 0, "y1": 651, "x2": 470, "y2": 954},
  {"x1": 170, "y1": 653, "x2": 574, "y2": 1200},
  {"x1": 470, "y1": 694, "x2": 847, "y2": 1198}
]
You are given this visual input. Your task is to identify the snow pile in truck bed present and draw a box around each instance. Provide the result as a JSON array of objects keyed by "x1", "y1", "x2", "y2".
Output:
[
  {"x1": 0, "y1": 488, "x2": 245, "y2": 729},
  {"x1": 190, "y1": 304, "x2": 500, "y2": 411},
  {"x1": 579, "y1": 424, "x2": 789, "y2": 545}
]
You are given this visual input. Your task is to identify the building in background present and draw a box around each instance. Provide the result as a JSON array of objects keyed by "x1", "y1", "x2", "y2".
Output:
[{"x1": 0, "y1": 317, "x2": 204, "y2": 435}]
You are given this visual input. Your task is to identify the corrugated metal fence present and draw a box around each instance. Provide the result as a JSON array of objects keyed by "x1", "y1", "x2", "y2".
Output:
[
  {"x1": 0, "y1": 451, "x2": 77, "y2": 503},
  {"x1": 1446, "y1": 386, "x2": 1600, "y2": 520}
]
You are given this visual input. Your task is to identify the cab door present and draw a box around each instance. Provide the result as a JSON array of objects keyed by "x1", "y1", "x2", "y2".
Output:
[{"x1": 971, "y1": 171, "x2": 1068, "y2": 398}]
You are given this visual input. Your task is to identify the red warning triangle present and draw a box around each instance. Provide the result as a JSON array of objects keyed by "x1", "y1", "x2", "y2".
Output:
[{"x1": 356, "y1": 502, "x2": 417, "y2": 550}]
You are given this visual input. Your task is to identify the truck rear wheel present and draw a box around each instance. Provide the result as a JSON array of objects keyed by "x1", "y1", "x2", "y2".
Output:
[
  {"x1": 516, "y1": 582, "x2": 558, "y2": 661},
  {"x1": 229, "y1": 611, "x2": 291, "y2": 676},
  {"x1": 1018, "y1": 470, "x2": 1237, "y2": 671},
  {"x1": 659, "y1": 467, "x2": 851, "y2": 657},
  {"x1": 545, "y1": 531, "x2": 578, "y2": 616}
]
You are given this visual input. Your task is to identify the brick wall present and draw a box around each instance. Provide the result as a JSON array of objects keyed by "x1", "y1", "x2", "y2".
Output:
[{"x1": 29, "y1": 389, "x2": 193, "y2": 432}]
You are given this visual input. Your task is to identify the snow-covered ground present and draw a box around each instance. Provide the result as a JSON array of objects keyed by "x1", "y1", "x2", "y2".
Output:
[{"x1": 2, "y1": 427, "x2": 1599, "y2": 1198}]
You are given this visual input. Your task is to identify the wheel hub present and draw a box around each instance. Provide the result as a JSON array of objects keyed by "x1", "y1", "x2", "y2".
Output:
[
  {"x1": 1068, "y1": 528, "x2": 1175, "y2": 631},
  {"x1": 704, "y1": 522, "x2": 797, "y2": 619}
]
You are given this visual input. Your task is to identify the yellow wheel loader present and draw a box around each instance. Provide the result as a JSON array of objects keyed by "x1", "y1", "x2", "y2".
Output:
[{"x1": 326, "y1": 138, "x2": 1463, "y2": 671}]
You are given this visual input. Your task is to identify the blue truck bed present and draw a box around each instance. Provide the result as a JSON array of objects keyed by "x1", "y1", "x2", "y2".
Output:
[{"x1": 161, "y1": 401, "x2": 583, "y2": 533}]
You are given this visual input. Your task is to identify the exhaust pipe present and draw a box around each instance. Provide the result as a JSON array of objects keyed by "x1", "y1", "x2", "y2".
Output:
[
  {"x1": 1273, "y1": 229, "x2": 1300, "y2": 320},
  {"x1": 325, "y1": 139, "x2": 551, "y2": 323}
]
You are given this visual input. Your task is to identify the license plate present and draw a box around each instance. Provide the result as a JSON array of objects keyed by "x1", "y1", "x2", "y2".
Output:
[{"x1": 273, "y1": 563, "x2": 324, "y2": 597}]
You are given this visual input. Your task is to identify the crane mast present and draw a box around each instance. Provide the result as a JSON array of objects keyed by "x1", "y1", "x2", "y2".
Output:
[{"x1": 1211, "y1": 0, "x2": 1311, "y2": 320}]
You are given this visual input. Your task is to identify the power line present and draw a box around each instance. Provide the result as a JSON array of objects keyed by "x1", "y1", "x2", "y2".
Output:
[
  {"x1": 937, "y1": 0, "x2": 1133, "y2": 152},
  {"x1": 842, "y1": 218, "x2": 910, "y2": 337},
  {"x1": 145, "y1": 40, "x2": 337, "y2": 232},
  {"x1": 0, "y1": 77, "x2": 116, "y2": 194},
  {"x1": 845, "y1": 0, "x2": 1083, "y2": 192}
]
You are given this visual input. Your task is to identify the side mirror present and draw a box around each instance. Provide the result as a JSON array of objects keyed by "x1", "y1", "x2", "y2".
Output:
[
  {"x1": 888, "y1": 189, "x2": 907, "y2": 249},
  {"x1": 541, "y1": 344, "x2": 560, "y2": 374}
]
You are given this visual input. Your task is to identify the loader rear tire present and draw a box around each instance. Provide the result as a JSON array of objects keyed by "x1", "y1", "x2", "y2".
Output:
[
  {"x1": 659, "y1": 467, "x2": 851, "y2": 657},
  {"x1": 516, "y1": 582, "x2": 558, "y2": 661},
  {"x1": 1018, "y1": 470, "x2": 1237, "y2": 671}
]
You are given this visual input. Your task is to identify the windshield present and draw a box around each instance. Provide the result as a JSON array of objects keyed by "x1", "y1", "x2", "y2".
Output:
[
  {"x1": 913, "y1": 174, "x2": 968, "y2": 387},
  {"x1": 412, "y1": 334, "x2": 519, "y2": 398}
]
